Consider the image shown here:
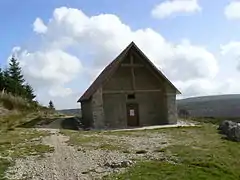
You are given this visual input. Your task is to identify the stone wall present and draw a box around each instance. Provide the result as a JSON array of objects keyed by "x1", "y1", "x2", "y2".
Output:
[
  {"x1": 91, "y1": 87, "x2": 105, "y2": 129},
  {"x1": 81, "y1": 100, "x2": 93, "y2": 127},
  {"x1": 136, "y1": 92, "x2": 168, "y2": 126},
  {"x1": 166, "y1": 93, "x2": 177, "y2": 124},
  {"x1": 103, "y1": 93, "x2": 127, "y2": 129},
  {"x1": 102, "y1": 91, "x2": 168, "y2": 128}
]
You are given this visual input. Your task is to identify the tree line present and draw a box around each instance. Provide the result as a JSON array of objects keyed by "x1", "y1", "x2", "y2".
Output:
[
  {"x1": 0, "y1": 56, "x2": 36, "y2": 101},
  {"x1": 0, "y1": 55, "x2": 56, "y2": 110}
]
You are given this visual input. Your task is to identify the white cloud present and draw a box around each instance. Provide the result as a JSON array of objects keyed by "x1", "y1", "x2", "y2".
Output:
[
  {"x1": 221, "y1": 41, "x2": 240, "y2": 56},
  {"x1": 33, "y1": 18, "x2": 48, "y2": 34},
  {"x1": 15, "y1": 48, "x2": 82, "y2": 87},
  {"x1": 151, "y1": 0, "x2": 201, "y2": 19},
  {"x1": 175, "y1": 79, "x2": 229, "y2": 98},
  {"x1": 14, "y1": 6, "x2": 221, "y2": 108},
  {"x1": 224, "y1": 1, "x2": 240, "y2": 20},
  {"x1": 220, "y1": 41, "x2": 240, "y2": 70},
  {"x1": 40, "y1": 7, "x2": 217, "y2": 80},
  {"x1": 12, "y1": 46, "x2": 21, "y2": 54},
  {"x1": 37, "y1": 90, "x2": 80, "y2": 110},
  {"x1": 49, "y1": 86, "x2": 73, "y2": 97},
  {"x1": 176, "y1": 77, "x2": 240, "y2": 100}
]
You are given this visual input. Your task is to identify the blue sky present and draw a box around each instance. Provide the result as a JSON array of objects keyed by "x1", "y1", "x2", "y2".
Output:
[
  {"x1": 1, "y1": 0, "x2": 240, "y2": 109},
  {"x1": 0, "y1": 0, "x2": 238, "y2": 55}
]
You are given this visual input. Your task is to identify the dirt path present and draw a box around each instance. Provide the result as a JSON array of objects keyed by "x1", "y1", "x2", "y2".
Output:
[
  {"x1": 5, "y1": 128, "x2": 138, "y2": 180},
  {"x1": 6, "y1": 129, "x2": 99, "y2": 180},
  {"x1": 5, "y1": 119, "x2": 188, "y2": 180}
]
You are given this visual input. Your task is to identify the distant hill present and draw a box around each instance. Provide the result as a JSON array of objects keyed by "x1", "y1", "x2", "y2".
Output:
[
  {"x1": 57, "y1": 108, "x2": 81, "y2": 116},
  {"x1": 177, "y1": 94, "x2": 240, "y2": 118}
]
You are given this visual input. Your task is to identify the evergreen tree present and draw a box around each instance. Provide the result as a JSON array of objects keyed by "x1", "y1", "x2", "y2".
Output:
[
  {"x1": 48, "y1": 100, "x2": 55, "y2": 110},
  {"x1": 3, "y1": 68, "x2": 14, "y2": 93},
  {"x1": 8, "y1": 55, "x2": 24, "y2": 84},
  {"x1": 8, "y1": 56, "x2": 25, "y2": 96},
  {"x1": 23, "y1": 83, "x2": 36, "y2": 101},
  {"x1": 0, "y1": 68, "x2": 4, "y2": 91},
  {"x1": 0, "y1": 56, "x2": 37, "y2": 102}
]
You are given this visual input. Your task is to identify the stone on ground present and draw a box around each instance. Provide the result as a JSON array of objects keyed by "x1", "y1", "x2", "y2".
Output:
[{"x1": 218, "y1": 120, "x2": 240, "y2": 142}]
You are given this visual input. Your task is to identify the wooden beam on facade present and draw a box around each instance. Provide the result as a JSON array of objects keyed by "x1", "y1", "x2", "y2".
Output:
[
  {"x1": 120, "y1": 64, "x2": 144, "y2": 67},
  {"x1": 130, "y1": 54, "x2": 136, "y2": 90},
  {"x1": 103, "y1": 89, "x2": 162, "y2": 94}
]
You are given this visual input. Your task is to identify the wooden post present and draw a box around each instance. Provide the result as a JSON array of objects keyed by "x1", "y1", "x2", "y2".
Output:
[{"x1": 130, "y1": 54, "x2": 136, "y2": 90}]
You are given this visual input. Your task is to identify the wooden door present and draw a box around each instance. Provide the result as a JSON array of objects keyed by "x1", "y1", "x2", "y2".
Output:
[{"x1": 126, "y1": 103, "x2": 139, "y2": 127}]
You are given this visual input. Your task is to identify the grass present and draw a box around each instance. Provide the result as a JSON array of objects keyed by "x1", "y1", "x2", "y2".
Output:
[
  {"x1": 0, "y1": 91, "x2": 44, "y2": 112},
  {"x1": 104, "y1": 124, "x2": 240, "y2": 180},
  {"x1": 189, "y1": 117, "x2": 240, "y2": 125},
  {"x1": 0, "y1": 159, "x2": 12, "y2": 180},
  {"x1": 0, "y1": 109, "x2": 62, "y2": 131},
  {"x1": 61, "y1": 129, "x2": 130, "y2": 151},
  {"x1": 61, "y1": 130, "x2": 104, "y2": 145},
  {"x1": 0, "y1": 128, "x2": 54, "y2": 179},
  {"x1": 0, "y1": 91, "x2": 61, "y2": 131},
  {"x1": 0, "y1": 112, "x2": 29, "y2": 131},
  {"x1": 0, "y1": 92, "x2": 60, "y2": 179}
]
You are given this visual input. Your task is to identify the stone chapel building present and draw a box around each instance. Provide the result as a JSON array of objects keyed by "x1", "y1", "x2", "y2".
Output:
[{"x1": 77, "y1": 42, "x2": 180, "y2": 129}]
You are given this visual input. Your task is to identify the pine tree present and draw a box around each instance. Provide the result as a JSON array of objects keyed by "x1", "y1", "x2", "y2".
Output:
[
  {"x1": 0, "y1": 56, "x2": 37, "y2": 102},
  {"x1": 48, "y1": 100, "x2": 55, "y2": 110},
  {"x1": 0, "y1": 67, "x2": 4, "y2": 91},
  {"x1": 3, "y1": 68, "x2": 14, "y2": 93},
  {"x1": 8, "y1": 56, "x2": 25, "y2": 95},
  {"x1": 23, "y1": 83, "x2": 36, "y2": 101},
  {"x1": 8, "y1": 55, "x2": 24, "y2": 84}
]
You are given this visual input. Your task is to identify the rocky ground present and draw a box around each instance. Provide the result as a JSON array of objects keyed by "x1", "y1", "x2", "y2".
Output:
[{"x1": 4, "y1": 119, "x2": 196, "y2": 180}]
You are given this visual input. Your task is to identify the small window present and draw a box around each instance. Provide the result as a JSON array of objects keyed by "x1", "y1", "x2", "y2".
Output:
[{"x1": 127, "y1": 94, "x2": 135, "y2": 99}]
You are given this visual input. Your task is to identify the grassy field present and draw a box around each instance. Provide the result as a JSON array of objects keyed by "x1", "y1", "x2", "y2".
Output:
[
  {"x1": 1, "y1": 114, "x2": 240, "y2": 180},
  {"x1": 104, "y1": 124, "x2": 240, "y2": 180},
  {"x1": 62, "y1": 122, "x2": 240, "y2": 180}
]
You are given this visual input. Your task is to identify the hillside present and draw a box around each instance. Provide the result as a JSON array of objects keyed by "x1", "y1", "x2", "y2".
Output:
[{"x1": 177, "y1": 94, "x2": 240, "y2": 118}]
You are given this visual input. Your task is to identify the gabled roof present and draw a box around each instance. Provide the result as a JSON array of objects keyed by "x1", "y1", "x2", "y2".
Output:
[{"x1": 78, "y1": 42, "x2": 181, "y2": 102}]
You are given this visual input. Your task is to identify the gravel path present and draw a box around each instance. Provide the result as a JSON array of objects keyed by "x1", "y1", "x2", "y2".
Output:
[
  {"x1": 5, "y1": 129, "x2": 142, "y2": 180},
  {"x1": 5, "y1": 119, "x2": 193, "y2": 180}
]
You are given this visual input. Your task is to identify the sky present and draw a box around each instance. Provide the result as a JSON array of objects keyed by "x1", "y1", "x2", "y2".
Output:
[{"x1": 1, "y1": 0, "x2": 240, "y2": 109}]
